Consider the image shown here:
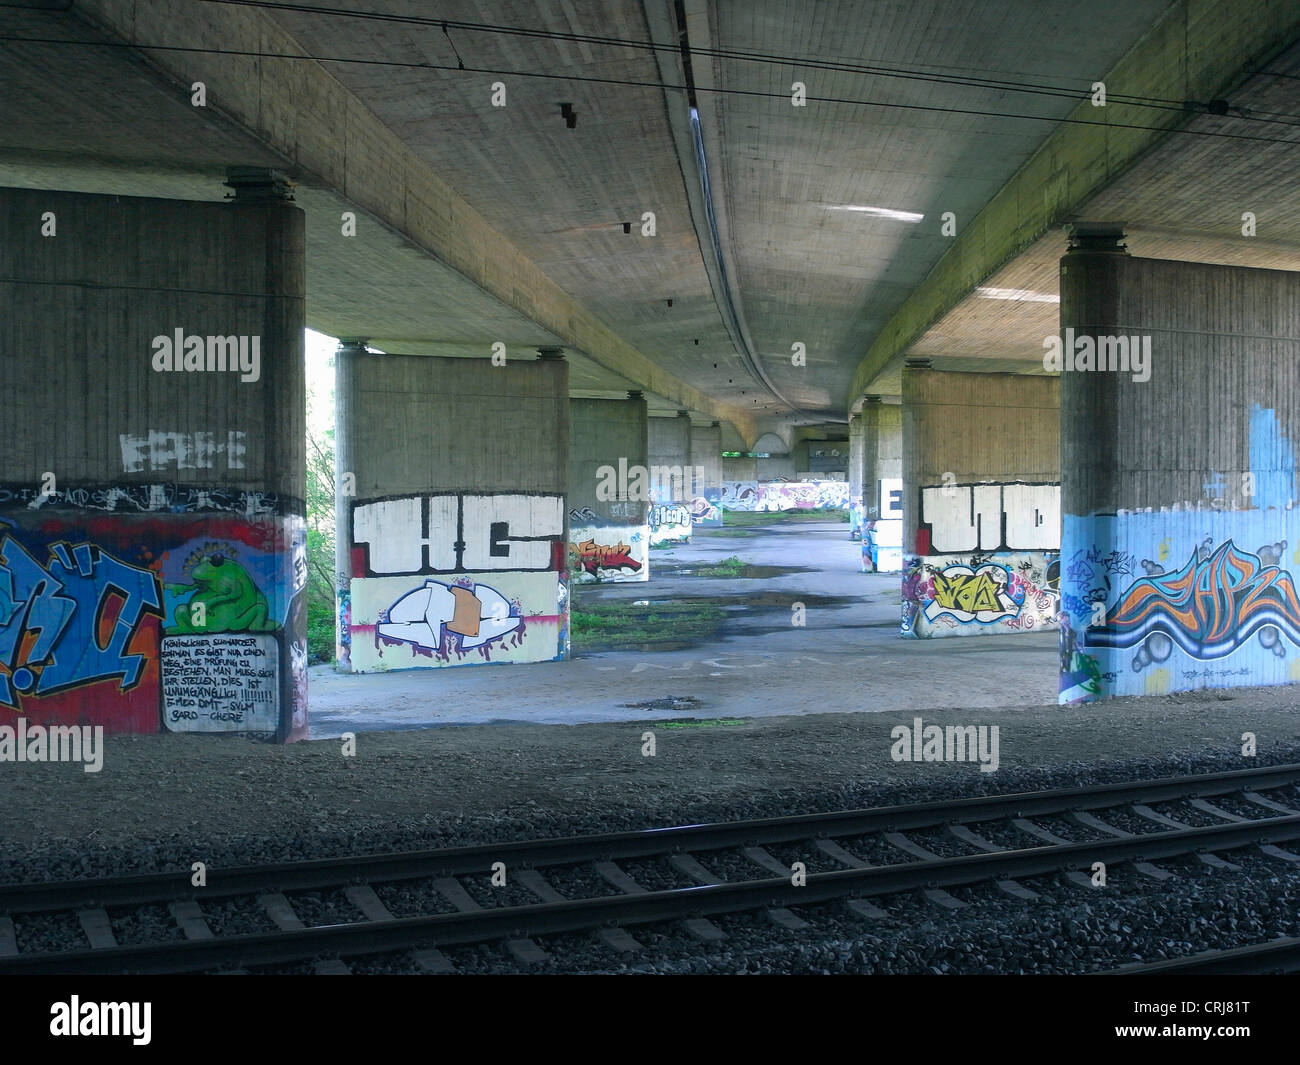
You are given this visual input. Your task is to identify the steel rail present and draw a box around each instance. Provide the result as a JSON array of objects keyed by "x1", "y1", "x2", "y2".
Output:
[
  {"x1": 5, "y1": 812, "x2": 1299, "y2": 975},
  {"x1": 1103, "y1": 936, "x2": 1300, "y2": 975},
  {"x1": 2, "y1": 763, "x2": 1296, "y2": 915}
]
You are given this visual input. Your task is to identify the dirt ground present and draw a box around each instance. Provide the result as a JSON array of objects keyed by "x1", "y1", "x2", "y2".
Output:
[{"x1": 3, "y1": 684, "x2": 1297, "y2": 852}]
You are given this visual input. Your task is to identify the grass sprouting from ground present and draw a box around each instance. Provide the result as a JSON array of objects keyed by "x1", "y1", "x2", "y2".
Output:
[
  {"x1": 570, "y1": 596, "x2": 725, "y2": 651},
  {"x1": 689, "y1": 555, "x2": 748, "y2": 578},
  {"x1": 719, "y1": 507, "x2": 849, "y2": 526}
]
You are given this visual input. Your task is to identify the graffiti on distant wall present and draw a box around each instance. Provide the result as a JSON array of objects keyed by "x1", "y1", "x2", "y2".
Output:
[
  {"x1": 904, "y1": 481, "x2": 1059, "y2": 638},
  {"x1": 903, "y1": 551, "x2": 1059, "y2": 638},
  {"x1": 720, "y1": 480, "x2": 850, "y2": 513},
  {"x1": 1060, "y1": 511, "x2": 1300, "y2": 701},
  {"x1": 918, "y1": 482, "x2": 1059, "y2": 554},
  {"x1": 0, "y1": 496, "x2": 303, "y2": 737},
  {"x1": 689, "y1": 490, "x2": 721, "y2": 526},
  {"x1": 345, "y1": 492, "x2": 567, "y2": 671},
  {"x1": 648, "y1": 502, "x2": 692, "y2": 545},
  {"x1": 569, "y1": 525, "x2": 648, "y2": 583},
  {"x1": 862, "y1": 478, "x2": 903, "y2": 572}
]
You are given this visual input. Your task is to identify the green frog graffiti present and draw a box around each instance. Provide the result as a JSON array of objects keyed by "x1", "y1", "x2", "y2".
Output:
[{"x1": 165, "y1": 551, "x2": 275, "y2": 633}]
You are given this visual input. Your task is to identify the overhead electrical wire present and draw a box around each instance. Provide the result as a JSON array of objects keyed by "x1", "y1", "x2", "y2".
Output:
[
  {"x1": 1, "y1": 32, "x2": 1297, "y2": 146},
  {"x1": 194, "y1": 0, "x2": 1300, "y2": 125}
]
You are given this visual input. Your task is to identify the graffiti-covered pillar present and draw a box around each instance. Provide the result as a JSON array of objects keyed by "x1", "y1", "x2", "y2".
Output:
[
  {"x1": 647, "y1": 410, "x2": 694, "y2": 544},
  {"x1": 567, "y1": 394, "x2": 649, "y2": 583},
  {"x1": 848, "y1": 412, "x2": 865, "y2": 540},
  {"x1": 1059, "y1": 224, "x2": 1300, "y2": 702},
  {"x1": 0, "y1": 174, "x2": 307, "y2": 739},
  {"x1": 860, "y1": 396, "x2": 904, "y2": 572},
  {"x1": 336, "y1": 346, "x2": 569, "y2": 674},
  {"x1": 901, "y1": 365, "x2": 1060, "y2": 638},
  {"x1": 689, "y1": 421, "x2": 723, "y2": 527}
]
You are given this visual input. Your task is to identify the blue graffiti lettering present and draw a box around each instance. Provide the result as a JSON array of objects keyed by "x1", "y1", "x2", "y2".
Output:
[{"x1": 0, "y1": 535, "x2": 161, "y2": 708}]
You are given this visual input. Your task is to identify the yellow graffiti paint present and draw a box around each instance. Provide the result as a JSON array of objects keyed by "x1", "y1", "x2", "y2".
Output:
[
  {"x1": 932, "y1": 570, "x2": 1003, "y2": 613},
  {"x1": 1157, "y1": 538, "x2": 1171, "y2": 562},
  {"x1": 1144, "y1": 668, "x2": 1171, "y2": 695}
]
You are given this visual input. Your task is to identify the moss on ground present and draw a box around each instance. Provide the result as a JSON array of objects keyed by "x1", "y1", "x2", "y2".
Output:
[{"x1": 570, "y1": 596, "x2": 725, "y2": 651}]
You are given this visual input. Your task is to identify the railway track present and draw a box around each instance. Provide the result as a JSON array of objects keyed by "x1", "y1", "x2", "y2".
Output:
[{"x1": 3, "y1": 763, "x2": 1300, "y2": 975}]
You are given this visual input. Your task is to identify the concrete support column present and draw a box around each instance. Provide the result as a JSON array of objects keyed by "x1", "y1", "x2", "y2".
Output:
[
  {"x1": 567, "y1": 395, "x2": 649, "y2": 582},
  {"x1": 647, "y1": 411, "x2": 694, "y2": 543},
  {"x1": 336, "y1": 349, "x2": 569, "y2": 674},
  {"x1": 901, "y1": 367, "x2": 1060, "y2": 638},
  {"x1": 848, "y1": 412, "x2": 866, "y2": 540},
  {"x1": 689, "y1": 421, "x2": 723, "y2": 525},
  {"x1": 0, "y1": 177, "x2": 307, "y2": 739},
  {"x1": 1058, "y1": 225, "x2": 1300, "y2": 702},
  {"x1": 859, "y1": 397, "x2": 904, "y2": 571}
]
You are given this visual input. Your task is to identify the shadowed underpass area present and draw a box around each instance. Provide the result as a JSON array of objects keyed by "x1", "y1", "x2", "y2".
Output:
[
  {"x1": 308, "y1": 518, "x2": 1057, "y2": 737},
  {"x1": 5, "y1": 0, "x2": 1300, "y2": 996}
]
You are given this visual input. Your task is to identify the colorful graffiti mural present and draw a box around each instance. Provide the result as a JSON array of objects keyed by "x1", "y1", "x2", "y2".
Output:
[
  {"x1": 378, "y1": 577, "x2": 525, "y2": 661},
  {"x1": 1060, "y1": 510, "x2": 1300, "y2": 701},
  {"x1": 904, "y1": 481, "x2": 1060, "y2": 638},
  {"x1": 648, "y1": 502, "x2": 692, "y2": 545},
  {"x1": 568, "y1": 525, "x2": 648, "y2": 583},
  {"x1": 0, "y1": 496, "x2": 304, "y2": 738},
  {"x1": 689, "y1": 491, "x2": 721, "y2": 526},
  {"x1": 0, "y1": 532, "x2": 160, "y2": 727},
  {"x1": 345, "y1": 492, "x2": 567, "y2": 671},
  {"x1": 719, "y1": 480, "x2": 850, "y2": 513},
  {"x1": 903, "y1": 551, "x2": 1059, "y2": 638}
]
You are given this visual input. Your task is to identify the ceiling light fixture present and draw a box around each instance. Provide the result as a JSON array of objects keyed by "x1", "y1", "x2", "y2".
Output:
[
  {"x1": 825, "y1": 204, "x2": 924, "y2": 223},
  {"x1": 975, "y1": 286, "x2": 1060, "y2": 303}
]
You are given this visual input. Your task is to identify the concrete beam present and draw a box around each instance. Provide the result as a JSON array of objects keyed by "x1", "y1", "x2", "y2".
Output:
[
  {"x1": 73, "y1": 0, "x2": 759, "y2": 442},
  {"x1": 847, "y1": 0, "x2": 1300, "y2": 411}
]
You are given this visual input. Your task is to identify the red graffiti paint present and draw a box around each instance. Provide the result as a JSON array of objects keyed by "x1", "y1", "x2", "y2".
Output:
[{"x1": 571, "y1": 539, "x2": 642, "y2": 575}]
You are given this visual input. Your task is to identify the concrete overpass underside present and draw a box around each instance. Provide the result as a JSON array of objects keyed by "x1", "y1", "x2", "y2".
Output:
[{"x1": 1, "y1": 0, "x2": 1299, "y2": 738}]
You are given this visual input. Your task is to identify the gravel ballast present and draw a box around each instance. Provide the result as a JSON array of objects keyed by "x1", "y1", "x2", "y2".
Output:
[{"x1": 2, "y1": 688, "x2": 1299, "y2": 974}]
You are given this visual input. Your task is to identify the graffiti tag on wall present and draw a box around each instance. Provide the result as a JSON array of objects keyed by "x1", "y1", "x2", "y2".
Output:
[
  {"x1": 1061, "y1": 517, "x2": 1300, "y2": 702},
  {"x1": 903, "y1": 551, "x2": 1059, "y2": 639},
  {"x1": 345, "y1": 492, "x2": 567, "y2": 672},
  {"x1": 719, "y1": 481, "x2": 850, "y2": 513},
  {"x1": 0, "y1": 533, "x2": 160, "y2": 711},
  {"x1": 648, "y1": 502, "x2": 691, "y2": 545},
  {"x1": 352, "y1": 493, "x2": 564, "y2": 576},
  {"x1": 568, "y1": 528, "x2": 647, "y2": 582},
  {"x1": 919, "y1": 482, "x2": 1059, "y2": 553}
]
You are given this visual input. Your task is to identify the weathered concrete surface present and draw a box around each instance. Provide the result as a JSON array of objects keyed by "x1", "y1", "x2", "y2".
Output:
[
  {"x1": 902, "y1": 369, "x2": 1059, "y2": 549},
  {"x1": 848, "y1": 0, "x2": 1300, "y2": 405}
]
